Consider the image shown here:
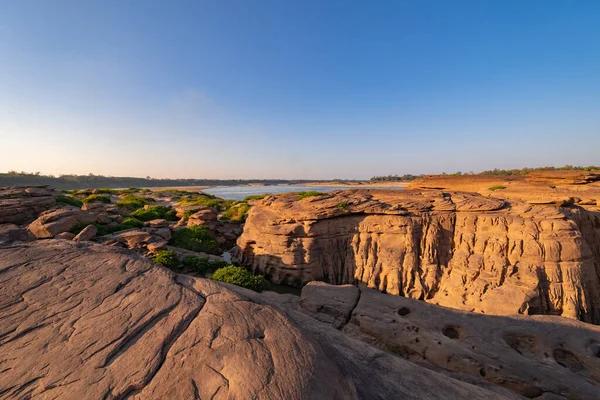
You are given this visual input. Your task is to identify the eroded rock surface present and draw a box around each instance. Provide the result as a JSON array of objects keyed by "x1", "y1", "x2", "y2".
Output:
[
  {"x1": 0, "y1": 241, "x2": 510, "y2": 399},
  {"x1": 299, "y1": 282, "x2": 600, "y2": 400},
  {"x1": 0, "y1": 186, "x2": 56, "y2": 225},
  {"x1": 234, "y1": 190, "x2": 600, "y2": 323}
]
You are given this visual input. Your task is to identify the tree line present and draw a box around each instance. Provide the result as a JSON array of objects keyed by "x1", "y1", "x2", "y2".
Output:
[{"x1": 0, "y1": 171, "x2": 334, "y2": 190}]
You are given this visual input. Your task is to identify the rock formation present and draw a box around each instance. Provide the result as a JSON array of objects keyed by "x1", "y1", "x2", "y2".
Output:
[
  {"x1": 234, "y1": 190, "x2": 600, "y2": 323},
  {"x1": 0, "y1": 186, "x2": 56, "y2": 225},
  {"x1": 27, "y1": 207, "x2": 98, "y2": 238},
  {"x1": 298, "y1": 281, "x2": 600, "y2": 400},
  {"x1": 0, "y1": 240, "x2": 513, "y2": 399}
]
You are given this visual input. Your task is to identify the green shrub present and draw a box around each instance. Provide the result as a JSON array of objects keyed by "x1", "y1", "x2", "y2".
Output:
[
  {"x1": 220, "y1": 203, "x2": 250, "y2": 222},
  {"x1": 116, "y1": 195, "x2": 155, "y2": 211},
  {"x1": 211, "y1": 265, "x2": 268, "y2": 292},
  {"x1": 175, "y1": 255, "x2": 230, "y2": 275},
  {"x1": 132, "y1": 206, "x2": 178, "y2": 221},
  {"x1": 121, "y1": 217, "x2": 144, "y2": 228},
  {"x1": 56, "y1": 194, "x2": 83, "y2": 208},
  {"x1": 82, "y1": 194, "x2": 111, "y2": 204},
  {"x1": 96, "y1": 188, "x2": 115, "y2": 194},
  {"x1": 488, "y1": 185, "x2": 507, "y2": 191},
  {"x1": 297, "y1": 190, "x2": 323, "y2": 200},
  {"x1": 179, "y1": 193, "x2": 235, "y2": 212},
  {"x1": 336, "y1": 201, "x2": 349, "y2": 210},
  {"x1": 243, "y1": 194, "x2": 270, "y2": 201},
  {"x1": 169, "y1": 225, "x2": 219, "y2": 254},
  {"x1": 152, "y1": 250, "x2": 179, "y2": 269},
  {"x1": 181, "y1": 255, "x2": 210, "y2": 274}
]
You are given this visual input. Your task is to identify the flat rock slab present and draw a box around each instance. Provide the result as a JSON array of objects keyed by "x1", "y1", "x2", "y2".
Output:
[{"x1": 0, "y1": 240, "x2": 512, "y2": 400}]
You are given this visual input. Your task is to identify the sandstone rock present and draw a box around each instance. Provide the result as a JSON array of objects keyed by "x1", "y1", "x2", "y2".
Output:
[
  {"x1": 186, "y1": 207, "x2": 218, "y2": 226},
  {"x1": 73, "y1": 224, "x2": 98, "y2": 241},
  {"x1": 0, "y1": 223, "x2": 36, "y2": 245},
  {"x1": 55, "y1": 232, "x2": 76, "y2": 240},
  {"x1": 145, "y1": 218, "x2": 169, "y2": 228},
  {"x1": 300, "y1": 282, "x2": 600, "y2": 400},
  {"x1": 100, "y1": 228, "x2": 155, "y2": 249},
  {"x1": 0, "y1": 241, "x2": 510, "y2": 399},
  {"x1": 27, "y1": 208, "x2": 98, "y2": 239},
  {"x1": 300, "y1": 281, "x2": 359, "y2": 328},
  {"x1": 0, "y1": 186, "x2": 56, "y2": 225},
  {"x1": 235, "y1": 189, "x2": 600, "y2": 323}
]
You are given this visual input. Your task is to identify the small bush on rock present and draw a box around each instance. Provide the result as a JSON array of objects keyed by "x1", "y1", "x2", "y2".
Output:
[
  {"x1": 336, "y1": 201, "x2": 349, "y2": 210},
  {"x1": 297, "y1": 191, "x2": 323, "y2": 200},
  {"x1": 132, "y1": 206, "x2": 177, "y2": 221},
  {"x1": 243, "y1": 194, "x2": 270, "y2": 201},
  {"x1": 169, "y1": 226, "x2": 219, "y2": 254},
  {"x1": 211, "y1": 265, "x2": 268, "y2": 292},
  {"x1": 220, "y1": 203, "x2": 250, "y2": 222},
  {"x1": 57, "y1": 194, "x2": 83, "y2": 208},
  {"x1": 82, "y1": 194, "x2": 111, "y2": 204},
  {"x1": 116, "y1": 195, "x2": 155, "y2": 211},
  {"x1": 121, "y1": 217, "x2": 144, "y2": 228},
  {"x1": 152, "y1": 250, "x2": 179, "y2": 269},
  {"x1": 489, "y1": 186, "x2": 507, "y2": 191}
]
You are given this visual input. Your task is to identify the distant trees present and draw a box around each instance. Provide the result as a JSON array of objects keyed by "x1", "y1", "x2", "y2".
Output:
[
  {"x1": 371, "y1": 165, "x2": 599, "y2": 181},
  {"x1": 369, "y1": 174, "x2": 423, "y2": 182},
  {"x1": 0, "y1": 171, "x2": 336, "y2": 190}
]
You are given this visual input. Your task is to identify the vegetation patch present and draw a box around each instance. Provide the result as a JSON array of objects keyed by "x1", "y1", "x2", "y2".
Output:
[
  {"x1": 243, "y1": 194, "x2": 270, "y2": 201},
  {"x1": 181, "y1": 255, "x2": 228, "y2": 274},
  {"x1": 179, "y1": 193, "x2": 235, "y2": 212},
  {"x1": 120, "y1": 217, "x2": 144, "y2": 228},
  {"x1": 488, "y1": 185, "x2": 507, "y2": 191},
  {"x1": 169, "y1": 225, "x2": 219, "y2": 254},
  {"x1": 152, "y1": 250, "x2": 179, "y2": 269},
  {"x1": 220, "y1": 203, "x2": 250, "y2": 222},
  {"x1": 297, "y1": 190, "x2": 324, "y2": 200},
  {"x1": 56, "y1": 194, "x2": 83, "y2": 208},
  {"x1": 211, "y1": 265, "x2": 268, "y2": 292},
  {"x1": 116, "y1": 195, "x2": 155, "y2": 211},
  {"x1": 82, "y1": 194, "x2": 111, "y2": 204},
  {"x1": 131, "y1": 206, "x2": 177, "y2": 221},
  {"x1": 336, "y1": 201, "x2": 350, "y2": 210}
]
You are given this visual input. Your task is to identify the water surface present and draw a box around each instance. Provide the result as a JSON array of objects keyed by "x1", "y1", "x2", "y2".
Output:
[{"x1": 204, "y1": 185, "x2": 403, "y2": 200}]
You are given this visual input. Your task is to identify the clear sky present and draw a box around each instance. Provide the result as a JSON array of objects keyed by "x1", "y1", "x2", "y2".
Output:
[{"x1": 1, "y1": 1, "x2": 599, "y2": 179}]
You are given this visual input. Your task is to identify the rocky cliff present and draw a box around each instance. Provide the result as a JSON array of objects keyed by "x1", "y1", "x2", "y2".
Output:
[
  {"x1": 234, "y1": 190, "x2": 600, "y2": 323},
  {"x1": 0, "y1": 240, "x2": 514, "y2": 400}
]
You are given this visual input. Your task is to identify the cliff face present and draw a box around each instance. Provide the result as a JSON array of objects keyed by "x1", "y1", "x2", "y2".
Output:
[{"x1": 234, "y1": 190, "x2": 600, "y2": 323}]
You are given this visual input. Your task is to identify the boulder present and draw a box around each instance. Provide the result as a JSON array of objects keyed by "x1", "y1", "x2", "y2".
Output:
[
  {"x1": 186, "y1": 207, "x2": 218, "y2": 227},
  {"x1": 55, "y1": 232, "x2": 76, "y2": 240},
  {"x1": 73, "y1": 224, "x2": 98, "y2": 241},
  {"x1": 145, "y1": 219, "x2": 169, "y2": 228},
  {"x1": 235, "y1": 189, "x2": 600, "y2": 324},
  {"x1": 0, "y1": 186, "x2": 56, "y2": 225},
  {"x1": 0, "y1": 241, "x2": 511, "y2": 399},
  {"x1": 27, "y1": 208, "x2": 98, "y2": 239},
  {"x1": 300, "y1": 282, "x2": 600, "y2": 400}
]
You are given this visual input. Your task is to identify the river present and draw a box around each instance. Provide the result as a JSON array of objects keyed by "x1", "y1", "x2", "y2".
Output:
[{"x1": 203, "y1": 184, "x2": 404, "y2": 200}]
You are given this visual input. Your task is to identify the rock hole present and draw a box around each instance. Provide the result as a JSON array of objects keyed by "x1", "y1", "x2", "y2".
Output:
[
  {"x1": 553, "y1": 348, "x2": 584, "y2": 372},
  {"x1": 397, "y1": 307, "x2": 411, "y2": 316},
  {"x1": 503, "y1": 333, "x2": 538, "y2": 358},
  {"x1": 415, "y1": 338, "x2": 420, "y2": 343},
  {"x1": 478, "y1": 367, "x2": 486, "y2": 377},
  {"x1": 442, "y1": 326, "x2": 460, "y2": 339}
]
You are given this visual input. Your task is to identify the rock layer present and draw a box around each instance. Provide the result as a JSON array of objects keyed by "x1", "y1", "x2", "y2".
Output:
[
  {"x1": 0, "y1": 186, "x2": 56, "y2": 225},
  {"x1": 234, "y1": 190, "x2": 600, "y2": 323},
  {"x1": 0, "y1": 241, "x2": 510, "y2": 399},
  {"x1": 299, "y1": 281, "x2": 600, "y2": 400}
]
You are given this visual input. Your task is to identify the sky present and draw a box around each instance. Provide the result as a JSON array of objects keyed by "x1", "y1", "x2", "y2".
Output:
[{"x1": 0, "y1": 0, "x2": 599, "y2": 180}]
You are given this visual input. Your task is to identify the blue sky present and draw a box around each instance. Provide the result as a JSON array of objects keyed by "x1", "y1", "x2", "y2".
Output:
[{"x1": 1, "y1": 0, "x2": 599, "y2": 179}]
